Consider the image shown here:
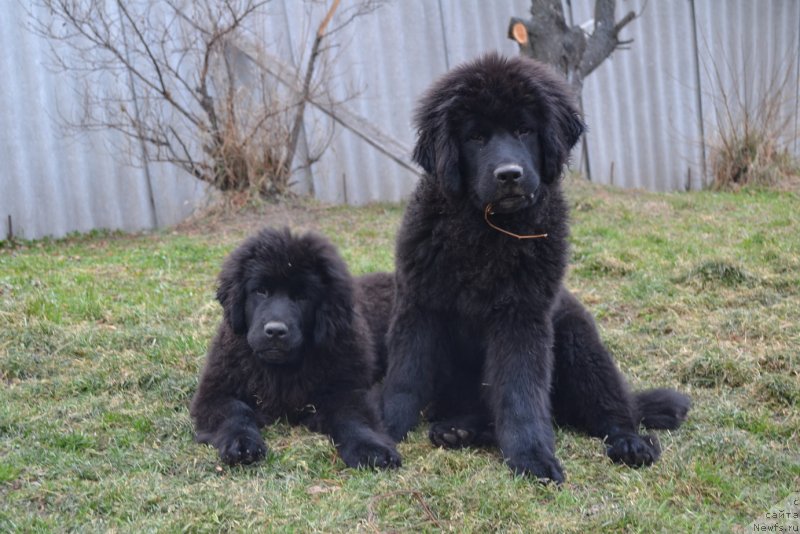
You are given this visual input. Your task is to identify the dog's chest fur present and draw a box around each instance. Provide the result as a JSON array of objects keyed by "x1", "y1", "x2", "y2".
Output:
[{"x1": 397, "y1": 178, "x2": 569, "y2": 319}]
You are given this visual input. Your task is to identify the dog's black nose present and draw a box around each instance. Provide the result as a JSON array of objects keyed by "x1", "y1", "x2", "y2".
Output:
[
  {"x1": 494, "y1": 164, "x2": 523, "y2": 183},
  {"x1": 264, "y1": 321, "x2": 288, "y2": 339}
]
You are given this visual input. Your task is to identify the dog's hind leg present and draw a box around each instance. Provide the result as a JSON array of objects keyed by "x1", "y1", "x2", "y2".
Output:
[
  {"x1": 549, "y1": 288, "x2": 680, "y2": 467},
  {"x1": 634, "y1": 388, "x2": 691, "y2": 430}
]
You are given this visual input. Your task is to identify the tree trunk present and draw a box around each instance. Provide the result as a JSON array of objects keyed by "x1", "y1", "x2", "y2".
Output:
[{"x1": 508, "y1": 0, "x2": 637, "y2": 94}]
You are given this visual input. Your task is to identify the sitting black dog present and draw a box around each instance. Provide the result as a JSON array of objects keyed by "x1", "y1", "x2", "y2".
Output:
[{"x1": 380, "y1": 54, "x2": 690, "y2": 482}]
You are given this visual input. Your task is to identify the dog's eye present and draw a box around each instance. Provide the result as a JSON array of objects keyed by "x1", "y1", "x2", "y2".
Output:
[
  {"x1": 470, "y1": 133, "x2": 485, "y2": 144},
  {"x1": 515, "y1": 127, "x2": 531, "y2": 137},
  {"x1": 256, "y1": 290, "x2": 269, "y2": 298}
]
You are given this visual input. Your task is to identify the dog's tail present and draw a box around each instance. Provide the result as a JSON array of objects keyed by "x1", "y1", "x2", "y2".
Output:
[{"x1": 634, "y1": 388, "x2": 691, "y2": 430}]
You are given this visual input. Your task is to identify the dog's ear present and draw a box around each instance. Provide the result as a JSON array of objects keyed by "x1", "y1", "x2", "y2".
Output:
[
  {"x1": 413, "y1": 98, "x2": 463, "y2": 200},
  {"x1": 540, "y1": 100, "x2": 585, "y2": 184},
  {"x1": 312, "y1": 246, "x2": 355, "y2": 347},
  {"x1": 412, "y1": 123, "x2": 436, "y2": 176},
  {"x1": 216, "y1": 248, "x2": 250, "y2": 335},
  {"x1": 433, "y1": 130, "x2": 462, "y2": 200}
]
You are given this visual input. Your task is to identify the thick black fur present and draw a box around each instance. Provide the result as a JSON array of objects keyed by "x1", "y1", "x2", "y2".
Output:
[
  {"x1": 190, "y1": 227, "x2": 400, "y2": 469},
  {"x1": 381, "y1": 54, "x2": 690, "y2": 482},
  {"x1": 356, "y1": 272, "x2": 395, "y2": 380}
]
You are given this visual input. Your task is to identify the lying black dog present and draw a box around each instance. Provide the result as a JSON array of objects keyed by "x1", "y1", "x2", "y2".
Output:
[
  {"x1": 190, "y1": 227, "x2": 400, "y2": 469},
  {"x1": 380, "y1": 53, "x2": 690, "y2": 482}
]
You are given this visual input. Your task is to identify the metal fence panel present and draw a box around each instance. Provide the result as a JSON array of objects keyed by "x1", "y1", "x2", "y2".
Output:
[
  {"x1": 1, "y1": 1, "x2": 797, "y2": 239},
  {"x1": 694, "y1": 0, "x2": 800, "y2": 181},
  {"x1": 573, "y1": 0, "x2": 706, "y2": 190},
  {"x1": 0, "y1": 1, "x2": 208, "y2": 240}
]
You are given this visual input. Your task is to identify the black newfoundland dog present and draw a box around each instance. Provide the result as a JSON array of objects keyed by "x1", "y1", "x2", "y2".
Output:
[
  {"x1": 380, "y1": 54, "x2": 690, "y2": 482},
  {"x1": 190, "y1": 227, "x2": 400, "y2": 469}
]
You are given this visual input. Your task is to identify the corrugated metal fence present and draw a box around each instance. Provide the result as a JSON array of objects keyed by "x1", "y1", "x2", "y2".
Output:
[
  {"x1": 1, "y1": 0, "x2": 798, "y2": 240},
  {"x1": 0, "y1": 1, "x2": 210, "y2": 241},
  {"x1": 577, "y1": 0, "x2": 800, "y2": 191}
]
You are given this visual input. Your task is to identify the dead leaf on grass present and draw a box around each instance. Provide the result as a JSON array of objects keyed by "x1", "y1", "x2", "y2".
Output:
[{"x1": 306, "y1": 484, "x2": 339, "y2": 496}]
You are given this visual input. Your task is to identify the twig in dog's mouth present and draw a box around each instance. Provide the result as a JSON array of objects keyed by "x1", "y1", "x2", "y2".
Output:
[{"x1": 484, "y1": 204, "x2": 548, "y2": 240}]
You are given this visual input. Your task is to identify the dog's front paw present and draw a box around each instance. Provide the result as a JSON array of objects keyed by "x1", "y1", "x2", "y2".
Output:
[
  {"x1": 505, "y1": 452, "x2": 565, "y2": 484},
  {"x1": 339, "y1": 438, "x2": 402, "y2": 470},
  {"x1": 606, "y1": 433, "x2": 661, "y2": 467},
  {"x1": 218, "y1": 430, "x2": 268, "y2": 466}
]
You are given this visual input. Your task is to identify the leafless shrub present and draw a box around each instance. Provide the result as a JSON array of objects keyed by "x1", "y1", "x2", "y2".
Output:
[
  {"x1": 704, "y1": 48, "x2": 799, "y2": 190},
  {"x1": 28, "y1": 0, "x2": 381, "y2": 200}
]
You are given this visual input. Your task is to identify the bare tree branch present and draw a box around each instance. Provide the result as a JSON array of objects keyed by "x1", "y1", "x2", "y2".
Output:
[
  {"x1": 509, "y1": 0, "x2": 641, "y2": 93},
  {"x1": 27, "y1": 0, "x2": 380, "y2": 200},
  {"x1": 578, "y1": 0, "x2": 637, "y2": 81},
  {"x1": 282, "y1": 0, "x2": 341, "y2": 178}
]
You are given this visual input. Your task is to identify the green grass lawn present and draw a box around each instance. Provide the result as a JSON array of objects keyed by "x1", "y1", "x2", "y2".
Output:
[{"x1": 1, "y1": 179, "x2": 798, "y2": 532}]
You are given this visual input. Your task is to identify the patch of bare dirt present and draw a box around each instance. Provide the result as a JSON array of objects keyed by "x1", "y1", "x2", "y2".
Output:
[{"x1": 173, "y1": 194, "x2": 338, "y2": 239}]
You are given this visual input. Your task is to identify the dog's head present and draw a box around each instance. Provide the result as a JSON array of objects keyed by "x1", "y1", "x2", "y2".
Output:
[
  {"x1": 216, "y1": 228, "x2": 355, "y2": 366},
  {"x1": 412, "y1": 53, "x2": 585, "y2": 212}
]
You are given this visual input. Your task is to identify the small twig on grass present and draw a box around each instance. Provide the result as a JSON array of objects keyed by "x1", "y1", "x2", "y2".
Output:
[{"x1": 366, "y1": 490, "x2": 443, "y2": 530}]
